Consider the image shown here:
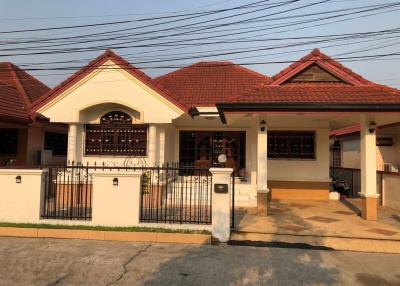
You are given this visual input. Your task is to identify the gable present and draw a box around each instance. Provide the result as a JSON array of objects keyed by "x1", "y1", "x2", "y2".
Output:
[
  {"x1": 285, "y1": 64, "x2": 344, "y2": 84},
  {"x1": 37, "y1": 60, "x2": 184, "y2": 124}
]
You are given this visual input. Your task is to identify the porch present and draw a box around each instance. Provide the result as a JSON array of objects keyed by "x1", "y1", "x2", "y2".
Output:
[{"x1": 233, "y1": 199, "x2": 400, "y2": 241}]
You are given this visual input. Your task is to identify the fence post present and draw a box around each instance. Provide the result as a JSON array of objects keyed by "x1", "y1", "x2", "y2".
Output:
[{"x1": 210, "y1": 168, "x2": 233, "y2": 243}]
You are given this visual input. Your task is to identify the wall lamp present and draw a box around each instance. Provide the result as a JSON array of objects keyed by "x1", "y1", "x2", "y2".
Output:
[
  {"x1": 260, "y1": 120, "x2": 267, "y2": 132},
  {"x1": 113, "y1": 178, "x2": 119, "y2": 186},
  {"x1": 369, "y1": 121, "x2": 377, "y2": 134},
  {"x1": 15, "y1": 175, "x2": 21, "y2": 184}
]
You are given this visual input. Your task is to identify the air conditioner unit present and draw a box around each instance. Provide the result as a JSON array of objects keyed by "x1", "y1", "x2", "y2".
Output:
[
  {"x1": 384, "y1": 163, "x2": 398, "y2": 173},
  {"x1": 37, "y1": 150, "x2": 53, "y2": 165}
]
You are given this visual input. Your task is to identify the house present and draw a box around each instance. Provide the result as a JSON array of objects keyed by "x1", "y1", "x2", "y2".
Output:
[
  {"x1": 31, "y1": 48, "x2": 400, "y2": 220},
  {"x1": 0, "y1": 63, "x2": 68, "y2": 166},
  {"x1": 330, "y1": 123, "x2": 400, "y2": 172}
]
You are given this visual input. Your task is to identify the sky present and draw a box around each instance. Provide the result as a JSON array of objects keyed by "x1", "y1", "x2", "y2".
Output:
[{"x1": 0, "y1": 0, "x2": 399, "y2": 88}]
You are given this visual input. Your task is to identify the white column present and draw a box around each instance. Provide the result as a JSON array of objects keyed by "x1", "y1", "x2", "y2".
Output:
[
  {"x1": 158, "y1": 126, "x2": 166, "y2": 165},
  {"x1": 67, "y1": 123, "x2": 78, "y2": 163},
  {"x1": 148, "y1": 124, "x2": 157, "y2": 166},
  {"x1": 257, "y1": 118, "x2": 268, "y2": 191},
  {"x1": 210, "y1": 168, "x2": 233, "y2": 242},
  {"x1": 359, "y1": 116, "x2": 379, "y2": 220}
]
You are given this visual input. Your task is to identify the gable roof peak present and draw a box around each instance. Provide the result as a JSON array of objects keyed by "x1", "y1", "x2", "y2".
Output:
[
  {"x1": 270, "y1": 48, "x2": 372, "y2": 86},
  {"x1": 32, "y1": 49, "x2": 187, "y2": 113},
  {"x1": 311, "y1": 48, "x2": 321, "y2": 56}
]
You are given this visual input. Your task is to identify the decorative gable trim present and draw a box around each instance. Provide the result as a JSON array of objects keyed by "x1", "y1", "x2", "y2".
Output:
[
  {"x1": 32, "y1": 49, "x2": 187, "y2": 114},
  {"x1": 270, "y1": 49, "x2": 369, "y2": 86}
]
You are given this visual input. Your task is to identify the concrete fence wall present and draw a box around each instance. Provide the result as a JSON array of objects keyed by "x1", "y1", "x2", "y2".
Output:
[
  {"x1": 0, "y1": 168, "x2": 230, "y2": 235},
  {"x1": 382, "y1": 173, "x2": 400, "y2": 210},
  {"x1": 0, "y1": 169, "x2": 46, "y2": 224}
]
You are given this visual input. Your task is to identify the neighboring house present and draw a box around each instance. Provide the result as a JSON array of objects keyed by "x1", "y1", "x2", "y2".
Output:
[
  {"x1": 31, "y1": 48, "x2": 400, "y2": 220},
  {"x1": 330, "y1": 123, "x2": 400, "y2": 172},
  {"x1": 0, "y1": 62, "x2": 68, "y2": 166}
]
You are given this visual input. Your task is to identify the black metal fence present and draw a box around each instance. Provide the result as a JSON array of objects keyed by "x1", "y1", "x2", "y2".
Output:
[
  {"x1": 139, "y1": 165, "x2": 212, "y2": 224},
  {"x1": 40, "y1": 163, "x2": 215, "y2": 224},
  {"x1": 41, "y1": 165, "x2": 93, "y2": 220}
]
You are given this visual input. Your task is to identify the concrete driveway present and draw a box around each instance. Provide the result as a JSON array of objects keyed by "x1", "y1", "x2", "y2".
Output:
[{"x1": 0, "y1": 237, "x2": 399, "y2": 286}]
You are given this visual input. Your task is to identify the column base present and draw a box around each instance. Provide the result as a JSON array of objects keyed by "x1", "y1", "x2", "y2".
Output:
[
  {"x1": 359, "y1": 193, "x2": 379, "y2": 221},
  {"x1": 257, "y1": 189, "x2": 270, "y2": 217}
]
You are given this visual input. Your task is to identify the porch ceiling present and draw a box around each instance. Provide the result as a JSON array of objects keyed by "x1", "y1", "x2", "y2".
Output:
[{"x1": 222, "y1": 111, "x2": 400, "y2": 130}]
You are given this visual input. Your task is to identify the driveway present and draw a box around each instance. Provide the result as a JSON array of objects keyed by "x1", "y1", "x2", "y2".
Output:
[{"x1": 0, "y1": 237, "x2": 399, "y2": 286}]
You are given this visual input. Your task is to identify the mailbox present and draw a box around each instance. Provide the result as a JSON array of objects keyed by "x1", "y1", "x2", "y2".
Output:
[{"x1": 214, "y1": 183, "x2": 228, "y2": 193}]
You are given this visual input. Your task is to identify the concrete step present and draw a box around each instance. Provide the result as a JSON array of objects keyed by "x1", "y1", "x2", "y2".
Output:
[{"x1": 229, "y1": 231, "x2": 400, "y2": 254}]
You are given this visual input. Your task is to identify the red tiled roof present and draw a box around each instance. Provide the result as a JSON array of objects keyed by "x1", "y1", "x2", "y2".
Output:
[
  {"x1": 0, "y1": 62, "x2": 50, "y2": 123},
  {"x1": 154, "y1": 61, "x2": 271, "y2": 107},
  {"x1": 32, "y1": 49, "x2": 187, "y2": 113},
  {"x1": 231, "y1": 83, "x2": 400, "y2": 104},
  {"x1": 229, "y1": 49, "x2": 400, "y2": 105}
]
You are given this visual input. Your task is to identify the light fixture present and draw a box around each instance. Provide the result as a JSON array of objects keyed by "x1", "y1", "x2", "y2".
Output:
[
  {"x1": 15, "y1": 175, "x2": 21, "y2": 184},
  {"x1": 260, "y1": 120, "x2": 267, "y2": 132},
  {"x1": 113, "y1": 178, "x2": 119, "y2": 186},
  {"x1": 369, "y1": 121, "x2": 377, "y2": 134}
]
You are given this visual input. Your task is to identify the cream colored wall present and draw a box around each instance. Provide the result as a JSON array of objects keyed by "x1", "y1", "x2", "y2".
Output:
[
  {"x1": 164, "y1": 124, "x2": 178, "y2": 164},
  {"x1": 91, "y1": 171, "x2": 141, "y2": 226},
  {"x1": 341, "y1": 134, "x2": 400, "y2": 171},
  {"x1": 26, "y1": 126, "x2": 44, "y2": 165},
  {"x1": 341, "y1": 135, "x2": 361, "y2": 169},
  {"x1": 382, "y1": 174, "x2": 400, "y2": 210},
  {"x1": 38, "y1": 60, "x2": 183, "y2": 124},
  {"x1": 0, "y1": 169, "x2": 45, "y2": 223},
  {"x1": 267, "y1": 128, "x2": 330, "y2": 182}
]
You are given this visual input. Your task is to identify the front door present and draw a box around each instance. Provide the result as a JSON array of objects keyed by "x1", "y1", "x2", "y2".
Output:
[{"x1": 179, "y1": 131, "x2": 245, "y2": 175}]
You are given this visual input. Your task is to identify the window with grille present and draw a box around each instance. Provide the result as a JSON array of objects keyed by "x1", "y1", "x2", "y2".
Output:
[
  {"x1": 0, "y1": 129, "x2": 18, "y2": 155},
  {"x1": 85, "y1": 111, "x2": 148, "y2": 156},
  {"x1": 268, "y1": 131, "x2": 315, "y2": 159}
]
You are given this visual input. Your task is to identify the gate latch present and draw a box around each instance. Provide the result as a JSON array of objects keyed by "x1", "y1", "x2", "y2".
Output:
[{"x1": 214, "y1": 183, "x2": 228, "y2": 193}]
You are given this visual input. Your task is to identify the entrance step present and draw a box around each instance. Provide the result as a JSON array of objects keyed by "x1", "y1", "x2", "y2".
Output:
[{"x1": 229, "y1": 231, "x2": 400, "y2": 254}]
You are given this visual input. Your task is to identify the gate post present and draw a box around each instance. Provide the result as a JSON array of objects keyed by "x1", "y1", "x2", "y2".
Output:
[{"x1": 210, "y1": 168, "x2": 233, "y2": 243}]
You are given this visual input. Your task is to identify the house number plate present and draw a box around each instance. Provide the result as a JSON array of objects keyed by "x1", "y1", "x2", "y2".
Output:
[{"x1": 214, "y1": 184, "x2": 228, "y2": 193}]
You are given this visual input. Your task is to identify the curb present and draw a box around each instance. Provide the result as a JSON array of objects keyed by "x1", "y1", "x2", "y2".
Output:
[
  {"x1": 230, "y1": 232, "x2": 400, "y2": 253},
  {"x1": 0, "y1": 227, "x2": 211, "y2": 245}
]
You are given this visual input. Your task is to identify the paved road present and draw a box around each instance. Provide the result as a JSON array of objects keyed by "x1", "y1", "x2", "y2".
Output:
[{"x1": 0, "y1": 237, "x2": 399, "y2": 286}]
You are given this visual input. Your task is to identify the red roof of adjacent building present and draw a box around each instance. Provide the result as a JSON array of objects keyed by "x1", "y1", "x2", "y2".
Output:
[
  {"x1": 32, "y1": 49, "x2": 187, "y2": 113},
  {"x1": 229, "y1": 49, "x2": 400, "y2": 105},
  {"x1": 154, "y1": 61, "x2": 271, "y2": 107},
  {"x1": 0, "y1": 62, "x2": 50, "y2": 123}
]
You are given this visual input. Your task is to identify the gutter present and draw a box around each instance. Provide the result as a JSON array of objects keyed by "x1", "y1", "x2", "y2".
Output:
[{"x1": 216, "y1": 103, "x2": 400, "y2": 124}]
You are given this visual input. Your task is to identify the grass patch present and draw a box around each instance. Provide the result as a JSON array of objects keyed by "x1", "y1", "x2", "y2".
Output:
[{"x1": 0, "y1": 222, "x2": 211, "y2": 235}]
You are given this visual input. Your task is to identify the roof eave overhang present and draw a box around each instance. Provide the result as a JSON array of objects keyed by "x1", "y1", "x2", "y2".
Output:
[{"x1": 216, "y1": 103, "x2": 400, "y2": 124}]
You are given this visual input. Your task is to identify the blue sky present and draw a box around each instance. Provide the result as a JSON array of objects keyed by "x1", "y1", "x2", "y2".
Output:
[{"x1": 0, "y1": 0, "x2": 399, "y2": 88}]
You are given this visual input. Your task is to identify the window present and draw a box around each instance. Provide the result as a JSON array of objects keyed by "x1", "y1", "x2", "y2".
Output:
[
  {"x1": 268, "y1": 131, "x2": 315, "y2": 159},
  {"x1": 0, "y1": 129, "x2": 18, "y2": 155},
  {"x1": 44, "y1": 132, "x2": 68, "y2": 155},
  {"x1": 85, "y1": 111, "x2": 148, "y2": 156}
]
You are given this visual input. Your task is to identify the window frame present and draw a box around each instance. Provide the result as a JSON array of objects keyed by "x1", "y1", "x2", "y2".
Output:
[{"x1": 268, "y1": 130, "x2": 316, "y2": 160}]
